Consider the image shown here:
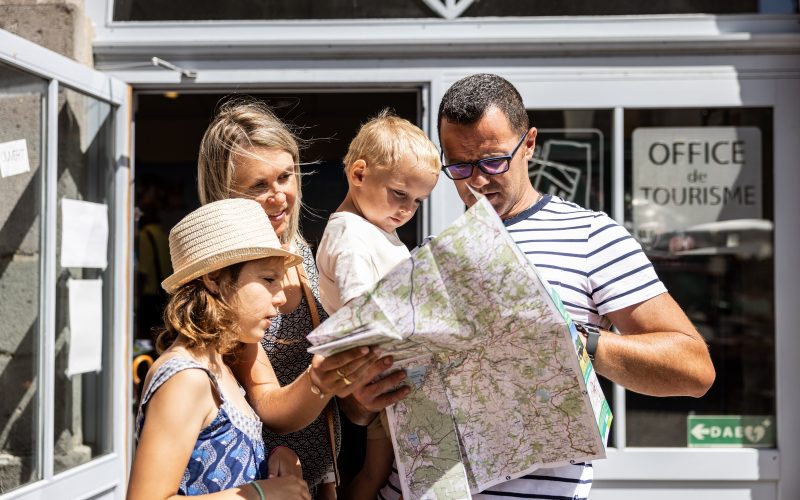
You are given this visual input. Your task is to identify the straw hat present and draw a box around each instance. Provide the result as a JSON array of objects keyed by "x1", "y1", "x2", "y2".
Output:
[{"x1": 161, "y1": 198, "x2": 302, "y2": 293}]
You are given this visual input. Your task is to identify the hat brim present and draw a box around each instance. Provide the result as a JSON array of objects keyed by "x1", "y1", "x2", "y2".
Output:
[{"x1": 161, "y1": 247, "x2": 303, "y2": 294}]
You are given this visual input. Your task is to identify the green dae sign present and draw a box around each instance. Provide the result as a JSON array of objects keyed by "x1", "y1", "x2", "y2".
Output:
[{"x1": 687, "y1": 415, "x2": 775, "y2": 447}]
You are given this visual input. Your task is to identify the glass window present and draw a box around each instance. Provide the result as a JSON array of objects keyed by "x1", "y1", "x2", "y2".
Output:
[
  {"x1": 53, "y1": 88, "x2": 116, "y2": 473},
  {"x1": 525, "y1": 108, "x2": 616, "y2": 442},
  {"x1": 462, "y1": 0, "x2": 769, "y2": 17},
  {"x1": 527, "y1": 109, "x2": 613, "y2": 213},
  {"x1": 112, "y1": 0, "x2": 796, "y2": 21},
  {"x1": 624, "y1": 107, "x2": 774, "y2": 447},
  {"x1": 0, "y1": 62, "x2": 46, "y2": 494},
  {"x1": 113, "y1": 0, "x2": 437, "y2": 21}
]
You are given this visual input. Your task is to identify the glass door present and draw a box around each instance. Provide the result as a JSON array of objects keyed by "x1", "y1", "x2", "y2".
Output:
[{"x1": 0, "y1": 29, "x2": 131, "y2": 500}]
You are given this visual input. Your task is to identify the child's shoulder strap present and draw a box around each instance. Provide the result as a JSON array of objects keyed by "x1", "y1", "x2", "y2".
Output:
[{"x1": 139, "y1": 356, "x2": 223, "y2": 409}]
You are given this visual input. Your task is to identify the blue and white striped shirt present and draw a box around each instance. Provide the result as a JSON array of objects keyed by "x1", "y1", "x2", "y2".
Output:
[{"x1": 380, "y1": 194, "x2": 666, "y2": 500}]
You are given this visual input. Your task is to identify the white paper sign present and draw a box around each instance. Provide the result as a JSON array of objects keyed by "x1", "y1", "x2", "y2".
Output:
[
  {"x1": 66, "y1": 278, "x2": 103, "y2": 376},
  {"x1": 632, "y1": 126, "x2": 762, "y2": 243},
  {"x1": 61, "y1": 198, "x2": 109, "y2": 269},
  {"x1": 0, "y1": 139, "x2": 31, "y2": 178}
]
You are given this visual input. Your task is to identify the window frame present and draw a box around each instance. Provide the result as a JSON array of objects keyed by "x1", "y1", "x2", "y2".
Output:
[{"x1": 0, "y1": 29, "x2": 131, "y2": 500}]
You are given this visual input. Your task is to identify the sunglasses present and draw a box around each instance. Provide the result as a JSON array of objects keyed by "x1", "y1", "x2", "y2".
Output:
[{"x1": 441, "y1": 131, "x2": 528, "y2": 180}]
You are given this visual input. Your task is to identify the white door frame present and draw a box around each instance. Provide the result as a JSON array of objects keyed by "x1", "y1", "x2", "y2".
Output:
[{"x1": 0, "y1": 29, "x2": 131, "y2": 500}]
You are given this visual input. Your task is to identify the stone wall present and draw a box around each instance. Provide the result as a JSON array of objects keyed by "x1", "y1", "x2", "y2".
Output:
[{"x1": 0, "y1": 0, "x2": 93, "y2": 66}]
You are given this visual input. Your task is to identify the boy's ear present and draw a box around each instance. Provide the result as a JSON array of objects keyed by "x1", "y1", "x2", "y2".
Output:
[
  {"x1": 349, "y1": 159, "x2": 367, "y2": 186},
  {"x1": 202, "y1": 271, "x2": 221, "y2": 294}
]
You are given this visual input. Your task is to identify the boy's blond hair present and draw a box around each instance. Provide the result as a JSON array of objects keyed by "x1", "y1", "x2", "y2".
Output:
[{"x1": 344, "y1": 109, "x2": 440, "y2": 175}]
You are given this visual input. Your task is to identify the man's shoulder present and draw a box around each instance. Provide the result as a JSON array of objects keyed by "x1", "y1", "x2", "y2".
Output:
[{"x1": 506, "y1": 195, "x2": 609, "y2": 230}]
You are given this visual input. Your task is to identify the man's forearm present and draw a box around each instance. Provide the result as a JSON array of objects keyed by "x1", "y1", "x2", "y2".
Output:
[{"x1": 591, "y1": 328, "x2": 714, "y2": 397}]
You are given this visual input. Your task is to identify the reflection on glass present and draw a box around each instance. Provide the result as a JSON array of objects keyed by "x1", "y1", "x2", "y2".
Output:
[
  {"x1": 526, "y1": 110, "x2": 613, "y2": 213},
  {"x1": 112, "y1": 0, "x2": 795, "y2": 21},
  {"x1": 624, "y1": 108, "x2": 775, "y2": 447},
  {"x1": 113, "y1": 0, "x2": 437, "y2": 21},
  {"x1": 462, "y1": 0, "x2": 774, "y2": 17},
  {"x1": 53, "y1": 87, "x2": 115, "y2": 473},
  {"x1": 0, "y1": 62, "x2": 46, "y2": 493}
]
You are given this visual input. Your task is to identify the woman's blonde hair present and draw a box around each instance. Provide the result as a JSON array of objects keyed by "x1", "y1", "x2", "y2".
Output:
[
  {"x1": 197, "y1": 98, "x2": 305, "y2": 246},
  {"x1": 155, "y1": 264, "x2": 244, "y2": 356},
  {"x1": 343, "y1": 108, "x2": 441, "y2": 175}
]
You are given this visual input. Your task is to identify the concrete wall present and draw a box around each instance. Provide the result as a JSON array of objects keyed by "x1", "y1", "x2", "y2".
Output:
[{"x1": 0, "y1": 0, "x2": 93, "y2": 66}]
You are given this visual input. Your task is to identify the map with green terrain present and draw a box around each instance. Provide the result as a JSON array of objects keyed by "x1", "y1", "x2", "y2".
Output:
[{"x1": 308, "y1": 197, "x2": 611, "y2": 499}]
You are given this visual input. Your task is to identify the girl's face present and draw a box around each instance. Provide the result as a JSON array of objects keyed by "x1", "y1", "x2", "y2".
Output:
[
  {"x1": 226, "y1": 257, "x2": 287, "y2": 344},
  {"x1": 230, "y1": 146, "x2": 298, "y2": 239}
]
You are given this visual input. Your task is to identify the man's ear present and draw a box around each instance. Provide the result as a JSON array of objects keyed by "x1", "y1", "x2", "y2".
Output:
[
  {"x1": 348, "y1": 159, "x2": 367, "y2": 187},
  {"x1": 201, "y1": 271, "x2": 221, "y2": 294},
  {"x1": 523, "y1": 127, "x2": 538, "y2": 162}
]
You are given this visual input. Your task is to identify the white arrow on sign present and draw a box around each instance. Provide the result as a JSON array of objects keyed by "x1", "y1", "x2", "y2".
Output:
[
  {"x1": 421, "y1": 0, "x2": 475, "y2": 19},
  {"x1": 691, "y1": 423, "x2": 710, "y2": 441}
]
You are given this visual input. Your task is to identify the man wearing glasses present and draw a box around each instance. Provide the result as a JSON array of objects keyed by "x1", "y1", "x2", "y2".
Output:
[{"x1": 369, "y1": 74, "x2": 716, "y2": 499}]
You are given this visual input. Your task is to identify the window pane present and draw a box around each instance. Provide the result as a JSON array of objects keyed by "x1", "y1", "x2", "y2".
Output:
[
  {"x1": 527, "y1": 110, "x2": 613, "y2": 214},
  {"x1": 0, "y1": 62, "x2": 46, "y2": 493},
  {"x1": 525, "y1": 109, "x2": 616, "y2": 444},
  {"x1": 113, "y1": 0, "x2": 797, "y2": 21},
  {"x1": 113, "y1": 0, "x2": 437, "y2": 21},
  {"x1": 463, "y1": 0, "x2": 765, "y2": 17},
  {"x1": 53, "y1": 88, "x2": 116, "y2": 473},
  {"x1": 624, "y1": 108, "x2": 775, "y2": 447}
]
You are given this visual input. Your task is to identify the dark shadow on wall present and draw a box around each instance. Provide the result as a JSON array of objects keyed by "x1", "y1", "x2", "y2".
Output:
[{"x1": 0, "y1": 322, "x2": 37, "y2": 491}]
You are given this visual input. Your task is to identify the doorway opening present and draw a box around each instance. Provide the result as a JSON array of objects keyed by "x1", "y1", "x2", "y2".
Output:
[{"x1": 132, "y1": 89, "x2": 421, "y2": 344}]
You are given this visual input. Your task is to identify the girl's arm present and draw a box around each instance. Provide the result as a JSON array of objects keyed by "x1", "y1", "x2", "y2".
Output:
[
  {"x1": 231, "y1": 343, "x2": 391, "y2": 434},
  {"x1": 127, "y1": 369, "x2": 310, "y2": 500}
]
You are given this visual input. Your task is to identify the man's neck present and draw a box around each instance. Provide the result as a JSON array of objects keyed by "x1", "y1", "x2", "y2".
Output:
[{"x1": 502, "y1": 188, "x2": 542, "y2": 221}]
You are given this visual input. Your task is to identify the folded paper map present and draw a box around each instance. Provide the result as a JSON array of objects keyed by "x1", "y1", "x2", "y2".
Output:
[{"x1": 307, "y1": 197, "x2": 612, "y2": 500}]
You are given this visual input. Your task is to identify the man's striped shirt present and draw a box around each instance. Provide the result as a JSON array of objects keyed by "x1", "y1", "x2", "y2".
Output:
[{"x1": 379, "y1": 194, "x2": 666, "y2": 500}]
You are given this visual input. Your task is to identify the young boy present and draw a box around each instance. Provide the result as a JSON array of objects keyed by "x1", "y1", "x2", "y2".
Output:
[{"x1": 316, "y1": 109, "x2": 440, "y2": 499}]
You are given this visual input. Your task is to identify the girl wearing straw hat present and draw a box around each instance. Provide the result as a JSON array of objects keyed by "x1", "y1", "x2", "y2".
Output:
[
  {"x1": 197, "y1": 99, "x2": 393, "y2": 499},
  {"x1": 129, "y1": 198, "x2": 316, "y2": 498}
]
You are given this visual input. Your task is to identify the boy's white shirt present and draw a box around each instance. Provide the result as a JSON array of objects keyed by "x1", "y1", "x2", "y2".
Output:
[{"x1": 316, "y1": 211, "x2": 410, "y2": 315}]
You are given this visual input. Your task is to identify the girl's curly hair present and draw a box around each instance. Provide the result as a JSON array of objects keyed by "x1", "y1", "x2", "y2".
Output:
[{"x1": 155, "y1": 263, "x2": 245, "y2": 356}]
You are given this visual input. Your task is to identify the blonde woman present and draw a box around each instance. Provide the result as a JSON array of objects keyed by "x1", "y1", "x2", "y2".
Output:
[{"x1": 197, "y1": 99, "x2": 395, "y2": 499}]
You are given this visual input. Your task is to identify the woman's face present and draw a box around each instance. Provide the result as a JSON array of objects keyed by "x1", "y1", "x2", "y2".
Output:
[
  {"x1": 226, "y1": 257, "x2": 287, "y2": 344},
  {"x1": 230, "y1": 146, "x2": 298, "y2": 238}
]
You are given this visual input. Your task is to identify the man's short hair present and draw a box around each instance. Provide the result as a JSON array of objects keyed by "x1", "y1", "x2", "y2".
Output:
[{"x1": 438, "y1": 73, "x2": 529, "y2": 137}]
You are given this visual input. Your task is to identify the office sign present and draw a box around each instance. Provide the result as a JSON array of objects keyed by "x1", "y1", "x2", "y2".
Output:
[
  {"x1": 687, "y1": 415, "x2": 775, "y2": 448},
  {"x1": 632, "y1": 127, "x2": 762, "y2": 245}
]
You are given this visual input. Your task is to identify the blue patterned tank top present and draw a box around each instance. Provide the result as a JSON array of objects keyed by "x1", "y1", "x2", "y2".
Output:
[{"x1": 136, "y1": 356, "x2": 268, "y2": 495}]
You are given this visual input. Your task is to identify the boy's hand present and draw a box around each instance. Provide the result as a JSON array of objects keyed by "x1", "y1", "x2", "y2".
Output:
[{"x1": 267, "y1": 446, "x2": 303, "y2": 479}]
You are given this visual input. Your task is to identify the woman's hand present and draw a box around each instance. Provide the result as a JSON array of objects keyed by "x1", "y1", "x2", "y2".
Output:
[
  {"x1": 267, "y1": 446, "x2": 302, "y2": 479},
  {"x1": 307, "y1": 346, "x2": 388, "y2": 398}
]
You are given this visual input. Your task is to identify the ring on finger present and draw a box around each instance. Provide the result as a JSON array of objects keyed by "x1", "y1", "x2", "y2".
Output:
[{"x1": 336, "y1": 368, "x2": 353, "y2": 385}]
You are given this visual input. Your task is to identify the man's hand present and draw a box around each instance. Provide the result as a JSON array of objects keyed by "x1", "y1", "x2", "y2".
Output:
[{"x1": 351, "y1": 356, "x2": 411, "y2": 413}]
